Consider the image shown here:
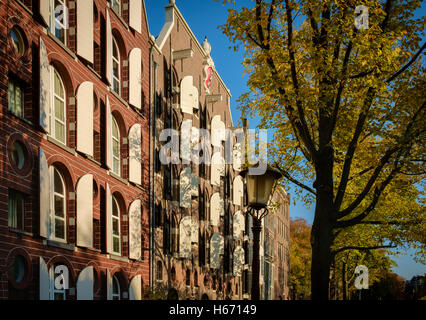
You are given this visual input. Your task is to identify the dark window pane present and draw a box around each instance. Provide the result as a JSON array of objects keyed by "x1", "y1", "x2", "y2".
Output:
[
  {"x1": 54, "y1": 169, "x2": 64, "y2": 194},
  {"x1": 113, "y1": 237, "x2": 120, "y2": 253},
  {"x1": 54, "y1": 195, "x2": 64, "y2": 217},
  {"x1": 55, "y1": 218, "x2": 65, "y2": 239}
]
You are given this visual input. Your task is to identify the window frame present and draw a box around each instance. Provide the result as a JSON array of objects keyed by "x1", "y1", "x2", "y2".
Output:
[
  {"x1": 8, "y1": 78, "x2": 25, "y2": 118},
  {"x1": 50, "y1": 166, "x2": 67, "y2": 243},
  {"x1": 111, "y1": 196, "x2": 121, "y2": 256},
  {"x1": 50, "y1": 0, "x2": 68, "y2": 45},
  {"x1": 112, "y1": 37, "x2": 121, "y2": 96},
  {"x1": 10, "y1": 27, "x2": 26, "y2": 56},
  {"x1": 111, "y1": 116, "x2": 121, "y2": 176},
  {"x1": 8, "y1": 189, "x2": 25, "y2": 230},
  {"x1": 110, "y1": 0, "x2": 122, "y2": 16},
  {"x1": 50, "y1": 66, "x2": 67, "y2": 145}
]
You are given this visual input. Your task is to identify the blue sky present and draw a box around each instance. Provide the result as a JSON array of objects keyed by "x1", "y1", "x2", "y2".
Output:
[{"x1": 145, "y1": 0, "x2": 425, "y2": 280}]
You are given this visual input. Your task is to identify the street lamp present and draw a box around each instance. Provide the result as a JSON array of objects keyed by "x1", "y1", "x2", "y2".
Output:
[{"x1": 240, "y1": 164, "x2": 282, "y2": 300}]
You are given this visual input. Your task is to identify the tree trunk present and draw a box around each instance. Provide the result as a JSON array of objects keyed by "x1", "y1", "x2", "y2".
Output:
[
  {"x1": 311, "y1": 147, "x2": 335, "y2": 300},
  {"x1": 342, "y1": 261, "x2": 347, "y2": 300},
  {"x1": 311, "y1": 214, "x2": 332, "y2": 300}
]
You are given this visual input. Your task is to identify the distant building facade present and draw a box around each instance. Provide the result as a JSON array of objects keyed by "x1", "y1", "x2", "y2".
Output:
[
  {"x1": 150, "y1": 1, "x2": 249, "y2": 300},
  {"x1": 262, "y1": 187, "x2": 290, "y2": 300}
]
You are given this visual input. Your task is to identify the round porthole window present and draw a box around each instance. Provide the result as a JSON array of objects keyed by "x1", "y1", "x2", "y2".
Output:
[
  {"x1": 8, "y1": 136, "x2": 32, "y2": 176},
  {"x1": 12, "y1": 255, "x2": 26, "y2": 284},
  {"x1": 11, "y1": 141, "x2": 25, "y2": 170},
  {"x1": 10, "y1": 27, "x2": 25, "y2": 56}
]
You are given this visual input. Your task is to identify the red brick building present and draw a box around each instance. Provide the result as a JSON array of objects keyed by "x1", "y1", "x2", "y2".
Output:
[{"x1": 0, "y1": 0, "x2": 151, "y2": 300}]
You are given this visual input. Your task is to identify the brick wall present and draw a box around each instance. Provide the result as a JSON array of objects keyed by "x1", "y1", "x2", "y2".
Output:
[{"x1": 0, "y1": 0, "x2": 151, "y2": 300}]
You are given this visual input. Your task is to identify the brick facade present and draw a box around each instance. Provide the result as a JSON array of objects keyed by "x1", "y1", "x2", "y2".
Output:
[
  {"x1": 0, "y1": 0, "x2": 291, "y2": 301},
  {"x1": 150, "y1": 2, "x2": 250, "y2": 300},
  {"x1": 0, "y1": 0, "x2": 151, "y2": 300}
]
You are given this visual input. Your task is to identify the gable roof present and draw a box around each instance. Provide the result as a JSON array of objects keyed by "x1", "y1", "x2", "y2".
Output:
[{"x1": 155, "y1": 1, "x2": 232, "y2": 99}]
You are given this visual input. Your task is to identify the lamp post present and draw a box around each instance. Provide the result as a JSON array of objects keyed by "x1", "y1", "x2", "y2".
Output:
[{"x1": 240, "y1": 164, "x2": 282, "y2": 300}]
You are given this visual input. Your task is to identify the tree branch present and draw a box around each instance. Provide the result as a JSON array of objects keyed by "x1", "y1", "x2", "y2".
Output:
[
  {"x1": 352, "y1": 219, "x2": 422, "y2": 226},
  {"x1": 251, "y1": 0, "x2": 317, "y2": 163},
  {"x1": 386, "y1": 42, "x2": 426, "y2": 83},
  {"x1": 338, "y1": 149, "x2": 400, "y2": 221},
  {"x1": 284, "y1": 0, "x2": 318, "y2": 159},
  {"x1": 275, "y1": 162, "x2": 317, "y2": 195},
  {"x1": 266, "y1": 0, "x2": 277, "y2": 42},
  {"x1": 334, "y1": 87, "x2": 376, "y2": 211},
  {"x1": 332, "y1": 245, "x2": 396, "y2": 257},
  {"x1": 339, "y1": 100, "x2": 426, "y2": 223}
]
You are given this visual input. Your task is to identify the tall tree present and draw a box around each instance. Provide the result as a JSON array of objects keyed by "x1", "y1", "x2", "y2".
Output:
[
  {"x1": 369, "y1": 272, "x2": 406, "y2": 299},
  {"x1": 219, "y1": 0, "x2": 425, "y2": 299},
  {"x1": 289, "y1": 218, "x2": 312, "y2": 299}
]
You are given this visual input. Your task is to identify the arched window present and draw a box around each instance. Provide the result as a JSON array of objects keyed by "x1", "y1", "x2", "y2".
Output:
[
  {"x1": 111, "y1": 116, "x2": 121, "y2": 176},
  {"x1": 50, "y1": 0, "x2": 67, "y2": 45},
  {"x1": 112, "y1": 275, "x2": 120, "y2": 300},
  {"x1": 50, "y1": 166, "x2": 66, "y2": 241},
  {"x1": 51, "y1": 67, "x2": 66, "y2": 144},
  {"x1": 112, "y1": 37, "x2": 121, "y2": 95},
  {"x1": 112, "y1": 196, "x2": 121, "y2": 255}
]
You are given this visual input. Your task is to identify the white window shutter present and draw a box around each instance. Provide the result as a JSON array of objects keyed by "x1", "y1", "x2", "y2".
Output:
[
  {"x1": 129, "y1": 199, "x2": 142, "y2": 260},
  {"x1": 210, "y1": 193, "x2": 224, "y2": 227},
  {"x1": 211, "y1": 152, "x2": 225, "y2": 186},
  {"x1": 180, "y1": 76, "x2": 198, "y2": 114},
  {"x1": 107, "y1": 269, "x2": 113, "y2": 300},
  {"x1": 76, "y1": 0, "x2": 94, "y2": 63},
  {"x1": 129, "y1": 275, "x2": 142, "y2": 300},
  {"x1": 190, "y1": 219, "x2": 198, "y2": 244},
  {"x1": 129, "y1": 0, "x2": 142, "y2": 33},
  {"x1": 106, "y1": 9, "x2": 113, "y2": 85},
  {"x1": 179, "y1": 167, "x2": 198, "y2": 208},
  {"x1": 76, "y1": 82, "x2": 94, "y2": 157},
  {"x1": 106, "y1": 183, "x2": 113, "y2": 254},
  {"x1": 76, "y1": 174, "x2": 93, "y2": 248},
  {"x1": 233, "y1": 211, "x2": 245, "y2": 238},
  {"x1": 39, "y1": 38, "x2": 50, "y2": 132},
  {"x1": 233, "y1": 246, "x2": 245, "y2": 276},
  {"x1": 210, "y1": 233, "x2": 224, "y2": 270},
  {"x1": 128, "y1": 124, "x2": 142, "y2": 185},
  {"x1": 39, "y1": 148, "x2": 50, "y2": 238},
  {"x1": 39, "y1": 257, "x2": 50, "y2": 300},
  {"x1": 129, "y1": 48, "x2": 142, "y2": 109},
  {"x1": 105, "y1": 96, "x2": 112, "y2": 169},
  {"x1": 179, "y1": 216, "x2": 192, "y2": 258},
  {"x1": 39, "y1": 0, "x2": 50, "y2": 26},
  {"x1": 180, "y1": 120, "x2": 192, "y2": 164},
  {"x1": 129, "y1": 0, "x2": 142, "y2": 34},
  {"x1": 77, "y1": 266, "x2": 94, "y2": 300},
  {"x1": 233, "y1": 142, "x2": 242, "y2": 172},
  {"x1": 233, "y1": 176, "x2": 244, "y2": 206},
  {"x1": 211, "y1": 115, "x2": 226, "y2": 147}
]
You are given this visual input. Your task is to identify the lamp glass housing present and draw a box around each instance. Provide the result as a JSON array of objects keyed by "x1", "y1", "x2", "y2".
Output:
[{"x1": 245, "y1": 170, "x2": 277, "y2": 210}]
